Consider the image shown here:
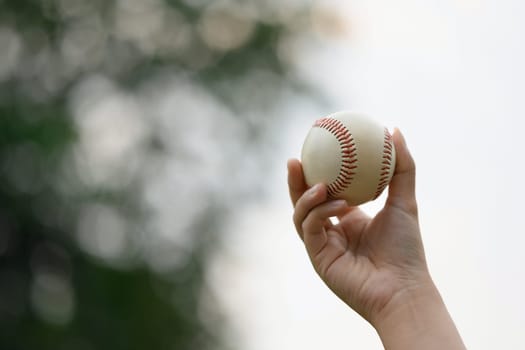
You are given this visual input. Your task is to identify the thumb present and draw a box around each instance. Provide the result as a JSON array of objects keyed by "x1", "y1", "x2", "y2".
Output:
[{"x1": 386, "y1": 128, "x2": 418, "y2": 215}]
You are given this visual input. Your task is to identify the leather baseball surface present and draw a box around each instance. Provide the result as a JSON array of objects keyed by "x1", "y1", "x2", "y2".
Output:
[{"x1": 301, "y1": 111, "x2": 396, "y2": 206}]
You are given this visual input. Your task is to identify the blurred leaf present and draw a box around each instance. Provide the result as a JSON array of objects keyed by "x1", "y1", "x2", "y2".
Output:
[{"x1": 0, "y1": 0, "x2": 315, "y2": 349}]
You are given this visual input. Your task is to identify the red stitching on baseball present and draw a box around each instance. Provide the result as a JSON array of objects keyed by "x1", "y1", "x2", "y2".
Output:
[
  {"x1": 374, "y1": 128, "x2": 394, "y2": 199},
  {"x1": 313, "y1": 117, "x2": 357, "y2": 198}
]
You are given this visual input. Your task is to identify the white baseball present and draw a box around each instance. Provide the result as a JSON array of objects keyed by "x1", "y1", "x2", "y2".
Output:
[{"x1": 301, "y1": 111, "x2": 396, "y2": 206}]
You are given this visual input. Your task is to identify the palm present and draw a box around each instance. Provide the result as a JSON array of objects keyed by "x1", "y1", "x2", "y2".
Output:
[{"x1": 310, "y1": 203, "x2": 425, "y2": 322}]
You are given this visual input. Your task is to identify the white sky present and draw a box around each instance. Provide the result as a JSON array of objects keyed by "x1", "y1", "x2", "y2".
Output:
[{"x1": 209, "y1": 1, "x2": 525, "y2": 349}]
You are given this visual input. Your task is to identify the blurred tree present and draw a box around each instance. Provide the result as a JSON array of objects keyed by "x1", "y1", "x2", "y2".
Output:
[{"x1": 0, "y1": 0, "x2": 329, "y2": 349}]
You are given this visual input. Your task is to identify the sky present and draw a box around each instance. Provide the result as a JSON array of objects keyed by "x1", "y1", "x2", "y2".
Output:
[{"x1": 209, "y1": 1, "x2": 525, "y2": 349}]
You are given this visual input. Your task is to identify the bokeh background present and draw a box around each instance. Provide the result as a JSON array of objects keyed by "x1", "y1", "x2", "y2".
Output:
[{"x1": 1, "y1": 0, "x2": 524, "y2": 349}]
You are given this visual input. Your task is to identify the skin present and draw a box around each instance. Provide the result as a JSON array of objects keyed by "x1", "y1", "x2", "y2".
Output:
[{"x1": 288, "y1": 128, "x2": 466, "y2": 350}]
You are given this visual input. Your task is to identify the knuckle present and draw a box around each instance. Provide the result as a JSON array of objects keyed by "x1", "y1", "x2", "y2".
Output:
[
  {"x1": 292, "y1": 211, "x2": 302, "y2": 231},
  {"x1": 302, "y1": 209, "x2": 321, "y2": 234},
  {"x1": 301, "y1": 214, "x2": 313, "y2": 233},
  {"x1": 292, "y1": 209, "x2": 299, "y2": 226}
]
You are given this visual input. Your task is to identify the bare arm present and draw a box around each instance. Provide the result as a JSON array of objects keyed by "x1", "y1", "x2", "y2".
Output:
[{"x1": 374, "y1": 279, "x2": 465, "y2": 349}]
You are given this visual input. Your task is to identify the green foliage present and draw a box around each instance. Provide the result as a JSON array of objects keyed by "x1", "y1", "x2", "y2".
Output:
[{"x1": 0, "y1": 0, "x2": 312, "y2": 349}]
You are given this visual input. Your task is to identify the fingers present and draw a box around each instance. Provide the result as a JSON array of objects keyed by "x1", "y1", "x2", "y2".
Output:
[
  {"x1": 287, "y1": 158, "x2": 308, "y2": 207},
  {"x1": 292, "y1": 183, "x2": 328, "y2": 238},
  {"x1": 386, "y1": 128, "x2": 418, "y2": 215},
  {"x1": 302, "y1": 199, "x2": 348, "y2": 256},
  {"x1": 337, "y1": 206, "x2": 370, "y2": 236},
  {"x1": 289, "y1": 159, "x2": 334, "y2": 240}
]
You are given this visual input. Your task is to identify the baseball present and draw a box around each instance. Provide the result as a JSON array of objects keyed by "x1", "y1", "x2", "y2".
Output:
[{"x1": 301, "y1": 111, "x2": 396, "y2": 206}]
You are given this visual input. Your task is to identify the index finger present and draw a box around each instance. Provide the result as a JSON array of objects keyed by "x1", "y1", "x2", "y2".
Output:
[{"x1": 287, "y1": 158, "x2": 308, "y2": 207}]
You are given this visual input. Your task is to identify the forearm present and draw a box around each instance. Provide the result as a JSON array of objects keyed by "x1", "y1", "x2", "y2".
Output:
[{"x1": 373, "y1": 281, "x2": 466, "y2": 350}]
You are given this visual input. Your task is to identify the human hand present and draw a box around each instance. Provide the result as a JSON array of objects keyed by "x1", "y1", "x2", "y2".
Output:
[{"x1": 288, "y1": 129, "x2": 465, "y2": 349}]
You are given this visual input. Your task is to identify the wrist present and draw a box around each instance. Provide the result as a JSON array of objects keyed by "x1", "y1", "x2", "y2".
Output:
[{"x1": 372, "y1": 277, "x2": 466, "y2": 350}]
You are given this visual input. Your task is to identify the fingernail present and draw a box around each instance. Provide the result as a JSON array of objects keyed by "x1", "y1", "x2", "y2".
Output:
[
  {"x1": 331, "y1": 199, "x2": 346, "y2": 207},
  {"x1": 308, "y1": 183, "x2": 321, "y2": 196},
  {"x1": 394, "y1": 127, "x2": 407, "y2": 148}
]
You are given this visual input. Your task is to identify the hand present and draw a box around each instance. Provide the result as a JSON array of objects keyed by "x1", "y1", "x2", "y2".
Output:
[
  {"x1": 288, "y1": 129, "x2": 466, "y2": 349},
  {"x1": 288, "y1": 128, "x2": 427, "y2": 322}
]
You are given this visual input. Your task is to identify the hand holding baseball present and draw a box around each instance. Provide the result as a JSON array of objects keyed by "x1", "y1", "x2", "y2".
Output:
[{"x1": 288, "y1": 129, "x2": 466, "y2": 349}]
